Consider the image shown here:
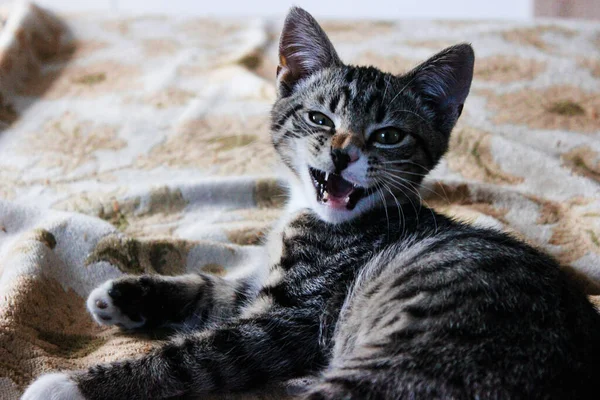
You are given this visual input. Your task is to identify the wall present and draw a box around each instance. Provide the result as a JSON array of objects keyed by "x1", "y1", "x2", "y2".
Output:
[{"x1": 0, "y1": 0, "x2": 534, "y2": 19}]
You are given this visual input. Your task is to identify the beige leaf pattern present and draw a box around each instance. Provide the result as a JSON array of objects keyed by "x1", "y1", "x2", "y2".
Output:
[
  {"x1": 475, "y1": 55, "x2": 546, "y2": 82},
  {"x1": 446, "y1": 126, "x2": 524, "y2": 185},
  {"x1": 136, "y1": 115, "x2": 276, "y2": 175},
  {"x1": 501, "y1": 25, "x2": 577, "y2": 51},
  {"x1": 481, "y1": 86, "x2": 600, "y2": 133},
  {"x1": 579, "y1": 57, "x2": 600, "y2": 78},
  {"x1": 533, "y1": 197, "x2": 600, "y2": 267},
  {"x1": 21, "y1": 113, "x2": 126, "y2": 172},
  {"x1": 20, "y1": 61, "x2": 141, "y2": 99},
  {"x1": 562, "y1": 147, "x2": 600, "y2": 182}
]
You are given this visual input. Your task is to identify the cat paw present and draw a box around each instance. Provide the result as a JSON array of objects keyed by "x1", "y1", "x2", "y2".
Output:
[
  {"x1": 87, "y1": 280, "x2": 146, "y2": 330},
  {"x1": 21, "y1": 373, "x2": 85, "y2": 400}
]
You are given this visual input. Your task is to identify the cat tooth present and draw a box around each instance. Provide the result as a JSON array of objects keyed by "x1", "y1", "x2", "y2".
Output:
[
  {"x1": 324, "y1": 172, "x2": 329, "y2": 181},
  {"x1": 322, "y1": 192, "x2": 329, "y2": 202},
  {"x1": 344, "y1": 196, "x2": 351, "y2": 204}
]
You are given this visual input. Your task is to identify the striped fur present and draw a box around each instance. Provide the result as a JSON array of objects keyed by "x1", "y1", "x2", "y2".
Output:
[{"x1": 22, "y1": 7, "x2": 600, "y2": 400}]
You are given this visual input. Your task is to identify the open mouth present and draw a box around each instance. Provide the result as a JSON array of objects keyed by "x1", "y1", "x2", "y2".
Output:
[{"x1": 309, "y1": 167, "x2": 367, "y2": 210}]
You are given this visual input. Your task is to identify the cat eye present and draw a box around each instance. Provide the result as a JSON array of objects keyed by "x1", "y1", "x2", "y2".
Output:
[
  {"x1": 308, "y1": 111, "x2": 335, "y2": 128},
  {"x1": 372, "y1": 128, "x2": 404, "y2": 146}
]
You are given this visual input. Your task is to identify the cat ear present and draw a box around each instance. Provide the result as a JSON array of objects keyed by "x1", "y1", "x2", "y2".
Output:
[
  {"x1": 277, "y1": 7, "x2": 342, "y2": 97},
  {"x1": 408, "y1": 44, "x2": 475, "y2": 133}
]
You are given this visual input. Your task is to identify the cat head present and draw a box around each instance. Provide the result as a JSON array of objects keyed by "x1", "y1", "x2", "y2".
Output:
[{"x1": 271, "y1": 7, "x2": 474, "y2": 224}]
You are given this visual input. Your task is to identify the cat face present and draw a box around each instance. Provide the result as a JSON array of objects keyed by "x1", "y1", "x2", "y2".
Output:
[{"x1": 271, "y1": 8, "x2": 474, "y2": 224}]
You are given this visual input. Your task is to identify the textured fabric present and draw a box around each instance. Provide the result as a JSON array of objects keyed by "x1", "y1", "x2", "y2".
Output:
[{"x1": 0, "y1": 2, "x2": 599, "y2": 398}]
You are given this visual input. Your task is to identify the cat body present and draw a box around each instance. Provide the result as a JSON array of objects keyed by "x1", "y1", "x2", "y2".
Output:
[{"x1": 22, "y1": 7, "x2": 600, "y2": 400}]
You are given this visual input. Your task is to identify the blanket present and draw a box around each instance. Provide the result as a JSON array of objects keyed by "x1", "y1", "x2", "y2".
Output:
[{"x1": 1, "y1": 2, "x2": 599, "y2": 398}]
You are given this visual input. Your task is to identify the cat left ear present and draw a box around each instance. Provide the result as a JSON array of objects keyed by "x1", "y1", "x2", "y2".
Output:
[
  {"x1": 408, "y1": 44, "x2": 475, "y2": 134},
  {"x1": 277, "y1": 7, "x2": 342, "y2": 97}
]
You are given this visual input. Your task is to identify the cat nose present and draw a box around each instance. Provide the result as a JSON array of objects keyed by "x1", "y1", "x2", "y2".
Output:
[
  {"x1": 331, "y1": 148, "x2": 358, "y2": 173},
  {"x1": 330, "y1": 132, "x2": 363, "y2": 172}
]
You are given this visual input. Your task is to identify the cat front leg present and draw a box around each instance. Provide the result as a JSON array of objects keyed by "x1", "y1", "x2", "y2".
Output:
[
  {"x1": 23, "y1": 311, "x2": 324, "y2": 400},
  {"x1": 87, "y1": 273, "x2": 257, "y2": 331}
]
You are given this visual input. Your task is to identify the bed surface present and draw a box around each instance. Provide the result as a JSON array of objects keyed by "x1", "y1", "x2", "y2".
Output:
[{"x1": 0, "y1": 2, "x2": 599, "y2": 398}]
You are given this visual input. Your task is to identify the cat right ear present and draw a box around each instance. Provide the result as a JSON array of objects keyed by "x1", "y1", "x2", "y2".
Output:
[
  {"x1": 407, "y1": 44, "x2": 475, "y2": 135},
  {"x1": 277, "y1": 7, "x2": 342, "y2": 97}
]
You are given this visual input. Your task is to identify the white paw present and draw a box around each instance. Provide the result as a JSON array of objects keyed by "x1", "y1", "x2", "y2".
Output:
[
  {"x1": 21, "y1": 373, "x2": 85, "y2": 400},
  {"x1": 86, "y1": 280, "x2": 145, "y2": 329}
]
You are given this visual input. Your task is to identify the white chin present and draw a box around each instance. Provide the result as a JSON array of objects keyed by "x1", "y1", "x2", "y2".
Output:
[{"x1": 310, "y1": 195, "x2": 373, "y2": 224}]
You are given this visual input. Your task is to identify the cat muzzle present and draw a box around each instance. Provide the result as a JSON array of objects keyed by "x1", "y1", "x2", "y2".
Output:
[{"x1": 309, "y1": 167, "x2": 367, "y2": 210}]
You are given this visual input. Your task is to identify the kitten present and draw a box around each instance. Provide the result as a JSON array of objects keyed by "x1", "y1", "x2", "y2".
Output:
[{"x1": 23, "y1": 7, "x2": 600, "y2": 400}]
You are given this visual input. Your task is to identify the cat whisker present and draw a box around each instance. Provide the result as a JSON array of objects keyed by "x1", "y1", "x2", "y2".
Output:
[
  {"x1": 378, "y1": 170, "x2": 451, "y2": 210},
  {"x1": 372, "y1": 166, "x2": 429, "y2": 177},
  {"x1": 378, "y1": 173, "x2": 424, "y2": 219},
  {"x1": 375, "y1": 180, "x2": 398, "y2": 236},
  {"x1": 387, "y1": 73, "x2": 420, "y2": 108},
  {"x1": 382, "y1": 75, "x2": 390, "y2": 103},
  {"x1": 379, "y1": 176, "x2": 421, "y2": 219},
  {"x1": 381, "y1": 181, "x2": 405, "y2": 237},
  {"x1": 400, "y1": 175, "x2": 451, "y2": 206},
  {"x1": 378, "y1": 160, "x2": 429, "y2": 171},
  {"x1": 388, "y1": 109, "x2": 428, "y2": 124},
  {"x1": 378, "y1": 172, "x2": 422, "y2": 199},
  {"x1": 388, "y1": 175, "x2": 439, "y2": 234},
  {"x1": 373, "y1": 181, "x2": 391, "y2": 238}
]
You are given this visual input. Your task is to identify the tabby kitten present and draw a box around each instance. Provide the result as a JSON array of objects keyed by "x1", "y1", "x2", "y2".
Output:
[{"x1": 23, "y1": 7, "x2": 600, "y2": 400}]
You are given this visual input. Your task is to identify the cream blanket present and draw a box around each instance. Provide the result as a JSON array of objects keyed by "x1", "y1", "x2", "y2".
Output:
[{"x1": 1, "y1": 2, "x2": 600, "y2": 398}]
